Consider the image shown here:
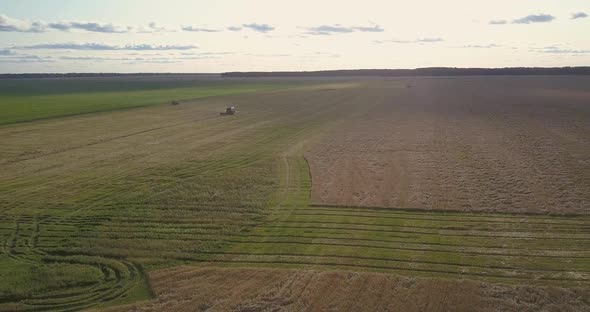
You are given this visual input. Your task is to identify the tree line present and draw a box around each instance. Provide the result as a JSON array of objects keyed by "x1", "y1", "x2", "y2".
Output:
[{"x1": 222, "y1": 67, "x2": 590, "y2": 78}]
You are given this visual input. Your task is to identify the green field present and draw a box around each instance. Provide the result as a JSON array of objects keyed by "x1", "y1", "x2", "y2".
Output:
[
  {"x1": 0, "y1": 77, "x2": 588, "y2": 311},
  {"x1": 0, "y1": 79, "x2": 354, "y2": 310},
  {"x1": 0, "y1": 76, "x2": 298, "y2": 124},
  {"x1": 219, "y1": 158, "x2": 590, "y2": 283}
]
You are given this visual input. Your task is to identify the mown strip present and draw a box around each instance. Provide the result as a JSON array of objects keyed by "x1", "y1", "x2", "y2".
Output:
[{"x1": 211, "y1": 142, "x2": 590, "y2": 287}]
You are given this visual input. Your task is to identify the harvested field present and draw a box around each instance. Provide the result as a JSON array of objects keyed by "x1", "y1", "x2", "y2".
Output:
[
  {"x1": 1, "y1": 76, "x2": 589, "y2": 310},
  {"x1": 106, "y1": 267, "x2": 590, "y2": 312},
  {"x1": 307, "y1": 77, "x2": 590, "y2": 214},
  {"x1": 202, "y1": 138, "x2": 589, "y2": 287},
  {"x1": 0, "y1": 79, "x2": 363, "y2": 310}
]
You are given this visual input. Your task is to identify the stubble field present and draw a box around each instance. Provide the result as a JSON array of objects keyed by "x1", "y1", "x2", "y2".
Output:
[
  {"x1": 307, "y1": 77, "x2": 590, "y2": 214},
  {"x1": 0, "y1": 76, "x2": 588, "y2": 311},
  {"x1": 105, "y1": 267, "x2": 589, "y2": 312}
]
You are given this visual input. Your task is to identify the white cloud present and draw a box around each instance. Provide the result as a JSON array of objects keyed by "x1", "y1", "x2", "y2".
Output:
[
  {"x1": 48, "y1": 21, "x2": 131, "y2": 33},
  {"x1": 534, "y1": 46, "x2": 590, "y2": 54},
  {"x1": 376, "y1": 37, "x2": 443, "y2": 44},
  {"x1": 306, "y1": 24, "x2": 384, "y2": 35},
  {"x1": 0, "y1": 14, "x2": 45, "y2": 32},
  {"x1": 242, "y1": 23, "x2": 275, "y2": 33},
  {"x1": 0, "y1": 48, "x2": 15, "y2": 55},
  {"x1": 489, "y1": 20, "x2": 507, "y2": 25},
  {"x1": 0, "y1": 53, "x2": 54, "y2": 63},
  {"x1": 0, "y1": 14, "x2": 176, "y2": 33},
  {"x1": 462, "y1": 44, "x2": 500, "y2": 49},
  {"x1": 182, "y1": 25, "x2": 222, "y2": 32},
  {"x1": 21, "y1": 43, "x2": 198, "y2": 51},
  {"x1": 571, "y1": 12, "x2": 588, "y2": 20},
  {"x1": 512, "y1": 14, "x2": 555, "y2": 24}
]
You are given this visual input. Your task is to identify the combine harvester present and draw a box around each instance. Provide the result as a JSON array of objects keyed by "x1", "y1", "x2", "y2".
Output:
[{"x1": 220, "y1": 106, "x2": 237, "y2": 116}]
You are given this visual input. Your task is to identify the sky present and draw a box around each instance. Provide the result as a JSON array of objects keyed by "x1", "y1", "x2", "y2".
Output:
[{"x1": 0, "y1": 0, "x2": 589, "y2": 73}]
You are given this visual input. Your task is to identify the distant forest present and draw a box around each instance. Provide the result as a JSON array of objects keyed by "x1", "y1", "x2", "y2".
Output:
[
  {"x1": 222, "y1": 67, "x2": 590, "y2": 78},
  {"x1": 0, "y1": 73, "x2": 213, "y2": 79},
  {"x1": 2, "y1": 67, "x2": 590, "y2": 79}
]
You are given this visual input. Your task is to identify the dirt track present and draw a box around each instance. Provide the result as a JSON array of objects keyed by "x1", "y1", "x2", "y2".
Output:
[
  {"x1": 306, "y1": 77, "x2": 590, "y2": 214},
  {"x1": 108, "y1": 266, "x2": 589, "y2": 312}
]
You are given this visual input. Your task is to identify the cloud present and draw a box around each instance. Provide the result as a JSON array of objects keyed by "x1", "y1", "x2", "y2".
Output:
[
  {"x1": 0, "y1": 49, "x2": 232, "y2": 66},
  {"x1": 48, "y1": 21, "x2": 131, "y2": 33},
  {"x1": 123, "y1": 59, "x2": 179, "y2": 64},
  {"x1": 0, "y1": 14, "x2": 45, "y2": 32},
  {"x1": 59, "y1": 56, "x2": 175, "y2": 62},
  {"x1": 57, "y1": 53, "x2": 223, "y2": 62},
  {"x1": 512, "y1": 14, "x2": 555, "y2": 24},
  {"x1": 489, "y1": 20, "x2": 507, "y2": 25},
  {"x1": 21, "y1": 43, "x2": 198, "y2": 51},
  {"x1": 225, "y1": 24, "x2": 275, "y2": 33},
  {"x1": 0, "y1": 54, "x2": 54, "y2": 63},
  {"x1": 0, "y1": 14, "x2": 172, "y2": 33},
  {"x1": 307, "y1": 25, "x2": 354, "y2": 35},
  {"x1": 245, "y1": 53, "x2": 290, "y2": 57},
  {"x1": 0, "y1": 49, "x2": 15, "y2": 55},
  {"x1": 571, "y1": 12, "x2": 588, "y2": 19},
  {"x1": 376, "y1": 37, "x2": 443, "y2": 44},
  {"x1": 182, "y1": 51, "x2": 234, "y2": 56},
  {"x1": 536, "y1": 46, "x2": 590, "y2": 54},
  {"x1": 59, "y1": 56, "x2": 113, "y2": 61},
  {"x1": 182, "y1": 25, "x2": 222, "y2": 32},
  {"x1": 242, "y1": 23, "x2": 274, "y2": 33},
  {"x1": 177, "y1": 55, "x2": 220, "y2": 60},
  {"x1": 417, "y1": 37, "x2": 443, "y2": 43},
  {"x1": 353, "y1": 25, "x2": 384, "y2": 32},
  {"x1": 306, "y1": 24, "x2": 384, "y2": 35},
  {"x1": 462, "y1": 44, "x2": 500, "y2": 48},
  {"x1": 381, "y1": 39, "x2": 411, "y2": 43},
  {"x1": 137, "y1": 22, "x2": 174, "y2": 33}
]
